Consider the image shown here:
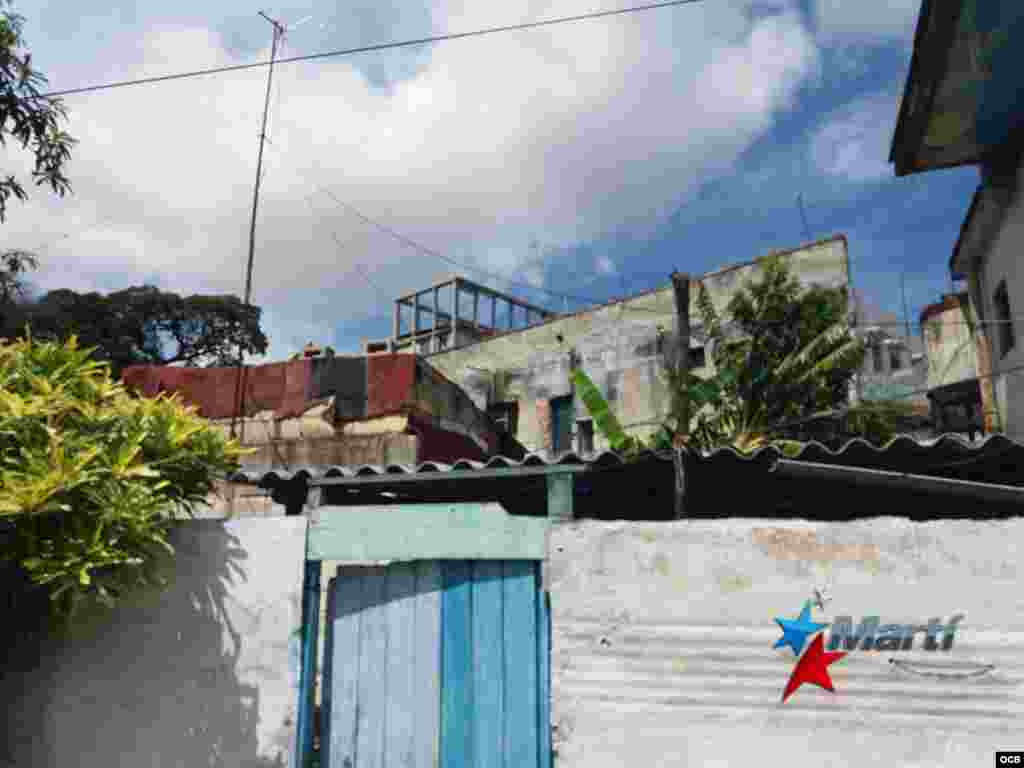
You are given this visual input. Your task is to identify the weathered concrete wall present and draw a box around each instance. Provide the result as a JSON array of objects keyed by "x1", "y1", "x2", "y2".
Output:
[
  {"x1": 973, "y1": 155, "x2": 1024, "y2": 438},
  {"x1": 1, "y1": 517, "x2": 307, "y2": 768},
  {"x1": 922, "y1": 301, "x2": 982, "y2": 391},
  {"x1": 429, "y1": 238, "x2": 850, "y2": 453},
  {"x1": 547, "y1": 518, "x2": 1024, "y2": 768},
  {"x1": 200, "y1": 411, "x2": 419, "y2": 517}
]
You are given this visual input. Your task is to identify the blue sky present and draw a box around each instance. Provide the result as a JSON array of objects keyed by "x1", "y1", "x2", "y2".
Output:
[{"x1": 6, "y1": 0, "x2": 980, "y2": 358}]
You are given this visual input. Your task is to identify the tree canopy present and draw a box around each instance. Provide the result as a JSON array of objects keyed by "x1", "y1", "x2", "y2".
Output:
[
  {"x1": 0, "y1": 1, "x2": 75, "y2": 222},
  {"x1": 0, "y1": 335, "x2": 246, "y2": 618},
  {"x1": 1, "y1": 279, "x2": 269, "y2": 376}
]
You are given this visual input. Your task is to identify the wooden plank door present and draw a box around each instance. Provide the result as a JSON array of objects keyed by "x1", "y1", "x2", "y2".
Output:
[
  {"x1": 321, "y1": 560, "x2": 550, "y2": 768},
  {"x1": 322, "y1": 562, "x2": 443, "y2": 768},
  {"x1": 440, "y1": 559, "x2": 551, "y2": 768}
]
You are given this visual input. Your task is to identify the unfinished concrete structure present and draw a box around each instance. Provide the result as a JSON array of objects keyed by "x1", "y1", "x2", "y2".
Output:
[
  {"x1": 367, "y1": 275, "x2": 557, "y2": 356},
  {"x1": 408, "y1": 236, "x2": 852, "y2": 454}
]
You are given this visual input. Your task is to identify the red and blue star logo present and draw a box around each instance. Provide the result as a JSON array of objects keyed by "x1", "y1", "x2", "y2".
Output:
[{"x1": 774, "y1": 600, "x2": 846, "y2": 703}]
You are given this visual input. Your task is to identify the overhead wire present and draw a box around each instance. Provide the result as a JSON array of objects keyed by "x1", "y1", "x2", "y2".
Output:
[{"x1": 40, "y1": 0, "x2": 705, "y2": 99}]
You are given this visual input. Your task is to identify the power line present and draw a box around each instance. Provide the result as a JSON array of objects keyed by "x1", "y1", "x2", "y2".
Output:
[
  {"x1": 40, "y1": 0, "x2": 705, "y2": 99},
  {"x1": 317, "y1": 188, "x2": 696, "y2": 316},
  {"x1": 303, "y1": 193, "x2": 394, "y2": 301}
]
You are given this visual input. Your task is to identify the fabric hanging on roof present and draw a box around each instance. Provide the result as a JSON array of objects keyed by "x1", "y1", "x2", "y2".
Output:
[{"x1": 311, "y1": 357, "x2": 368, "y2": 420}]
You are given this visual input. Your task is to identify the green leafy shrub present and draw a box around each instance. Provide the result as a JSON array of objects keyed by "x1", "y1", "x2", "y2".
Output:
[{"x1": 0, "y1": 335, "x2": 246, "y2": 617}]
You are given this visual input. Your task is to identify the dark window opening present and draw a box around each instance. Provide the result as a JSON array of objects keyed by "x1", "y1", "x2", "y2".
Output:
[
  {"x1": 995, "y1": 280, "x2": 1015, "y2": 357},
  {"x1": 890, "y1": 349, "x2": 902, "y2": 371},
  {"x1": 550, "y1": 395, "x2": 574, "y2": 454},
  {"x1": 872, "y1": 346, "x2": 883, "y2": 373},
  {"x1": 487, "y1": 402, "x2": 519, "y2": 436},
  {"x1": 576, "y1": 419, "x2": 594, "y2": 455},
  {"x1": 689, "y1": 346, "x2": 706, "y2": 368}
]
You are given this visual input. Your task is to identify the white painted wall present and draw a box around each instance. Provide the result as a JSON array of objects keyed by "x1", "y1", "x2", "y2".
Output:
[
  {"x1": 1, "y1": 517, "x2": 307, "y2": 768},
  {"x1": 547, "y1": 519, "x2": 1024, "y2": 768}
]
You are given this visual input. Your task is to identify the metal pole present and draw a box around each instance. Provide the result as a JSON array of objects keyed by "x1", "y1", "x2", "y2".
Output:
[
  {"x1": 231, "y1": 11, "x2": 284, "y2": 441},
  {"x1": 901, "y1": 271, "x2": 912, "y2": 341},
  {"x1": 670, "y1": 272, "x2": 691, "y2": 520}
]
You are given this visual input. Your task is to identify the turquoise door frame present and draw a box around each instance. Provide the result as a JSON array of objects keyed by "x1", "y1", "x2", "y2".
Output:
[{"x1": 295, "y1": 502, "x2": 552, "y2": 768}]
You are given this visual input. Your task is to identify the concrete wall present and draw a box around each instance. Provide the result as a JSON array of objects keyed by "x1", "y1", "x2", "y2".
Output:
[
  {"x1": 547, "y1": 518, "x2": 1024, "y2": 768},
  {"x1": 1, "y1": 517, "x2": 308, "y2": 768},
  {"x1": 973, "y1": 155, "x2": 1024, "y2": 438},
  {"x1": 428, "y1": 237, "x2": 850, "y2": 453},
  {"x1": 199, "y1": 409, "x2": 419, "y2": 518},
  {"x1": 922, "y1": 300, "x2": 982, "y2": 391}
]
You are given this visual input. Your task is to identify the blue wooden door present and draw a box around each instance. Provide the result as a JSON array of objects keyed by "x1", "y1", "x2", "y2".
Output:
[{"x1": 321, "y1": 560, "x2": 551, "y2": 768}]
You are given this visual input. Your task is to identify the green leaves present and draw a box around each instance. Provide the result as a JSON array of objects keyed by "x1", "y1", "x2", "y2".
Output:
[
  {"x1": 570, "y1": 368, "x2": 639, "y2": 453},
  {"x1": 0, "y1": 4, "x2": 76, "y2": 223},
  {"x1": 0, "y1": 335, "x2": 245, "y2": 619}
]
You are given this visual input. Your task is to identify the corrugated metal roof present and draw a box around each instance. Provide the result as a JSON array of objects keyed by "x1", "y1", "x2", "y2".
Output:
[
  {"x1": 228, "y1": 448, "x2": 647, "y2": 485},
  {"x1": 228, "y1": 433, "x2": 1024, "y2": 486}
]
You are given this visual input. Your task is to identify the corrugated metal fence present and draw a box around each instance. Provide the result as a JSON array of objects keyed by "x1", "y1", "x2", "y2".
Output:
[{"x1": 547, "y1": 518, "x2": 1024, "y2": 768}]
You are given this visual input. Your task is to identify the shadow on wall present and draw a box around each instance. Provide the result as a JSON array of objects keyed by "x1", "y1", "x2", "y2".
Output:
[{"x1": 0, "y1": 520, "x2": 302, "y2": 768}]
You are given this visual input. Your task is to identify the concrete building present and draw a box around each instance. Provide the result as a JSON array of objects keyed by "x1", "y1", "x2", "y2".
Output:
[
  {"x1": 919, "y1": 291, "x2": 987, "y2": 435},
  {"x1": 372, "y1": 236, "x2": 852, "y2": 455},
  {"x1": 891, "y1": 0, "x2": 1024, "y2": 436},
  {"x1": 856, "y1": 326, "x2": 927, "y2": 405}
]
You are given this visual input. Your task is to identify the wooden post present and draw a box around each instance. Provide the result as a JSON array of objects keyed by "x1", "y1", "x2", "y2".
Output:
[
  {"x1": 491, "y1": 294, "x2": 497, "y2": 330},
  {"x1": 670, "y1": 272, "x2": 691, "y2": 520},
  {"x1": 394, "y1": 300, "x2": 402, "y2": 341},
  {"x1": 413, "y1": 292, "x2": 421, "y2": 335},
  {"x1": 452, "y1": 279, "x2": 460, "y2": 347},
  {"x1": 472, "y1": 288, "x2": 480, "y2": 327},
  {"x1": 433, "y1": 286, "x2": 440, "y2": 352},
  {"x1": 296, "y1": 559, "x2": 321, "y2": 768}
]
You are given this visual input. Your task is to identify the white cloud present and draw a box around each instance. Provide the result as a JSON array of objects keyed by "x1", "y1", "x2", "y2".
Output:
[
  {"x1": 596, "y1": 255, "x2": 617, "y2": 275},
  {"x1": 8, "y1": 1, "x2": 820, "y2": 359},
  {"x1": 813, "y1": 0, "x2": 919, "y2": 47},
  {"x1": 810, "y1": 90, "x2": 899, "y2": 182}
]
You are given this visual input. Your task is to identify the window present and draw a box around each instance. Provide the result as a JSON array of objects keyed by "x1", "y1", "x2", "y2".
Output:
[
  {"x1": 550, "y1": 396, "x2": 574, "y2": 454},
  {"x1": 606, "y1": 371, "x2": 622, "y2": 402},
  {"x1": 487, "y1": 402, "x2": 518, "y2": 436},
  {"x1": 689, "y1": 346, "x2": 706, "y2": 369},
  {"x1": 889, "y1": 349, "x2": 902, "y2": 371},
  {"x1": 995, "y1": 280, "x2": 1015, "y2": 357},
  {"x1": 872, "y1": 345, "x2": 883, "y2": 373},
  {"x1": 576, "y1": 419, "x2": 594, "y2": 455}
]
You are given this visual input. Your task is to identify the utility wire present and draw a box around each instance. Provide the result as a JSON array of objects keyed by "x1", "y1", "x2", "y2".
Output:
[
  {"x1": 41, "y1": 0, "x2": 705, "y2": 99},
  {"x1": 303, "y1": 193, "x2": 395, "y2": 302},
  {"x1": 268, "y1": 145, "x2": 992, "y2": 329}
]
